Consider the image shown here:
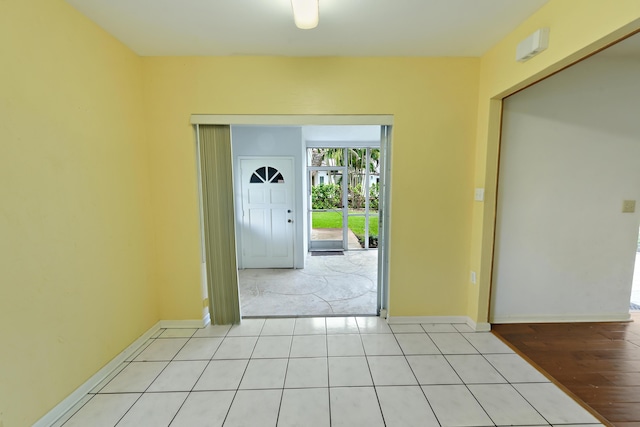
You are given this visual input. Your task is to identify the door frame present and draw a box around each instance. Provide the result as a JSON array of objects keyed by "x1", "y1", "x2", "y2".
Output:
[{"x1": 191, "y1": 114, "x2": 394, "y2": 316}]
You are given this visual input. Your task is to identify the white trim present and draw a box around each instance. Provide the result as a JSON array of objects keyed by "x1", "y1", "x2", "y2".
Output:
[
  {"x1": 33, "y1": 322, "x2": 162, "y2": 427},
  {"x1": 387, "y1": 315, "x2": 470, "y2": 324},
  {"x1": 387, "y1": 315, "x2": 492, "y2": 332},
  {"x1": 491, "y1": 313, "x2": 632, "y2": 324},
  {"x1": 203, "y1": 312, "x2": 211, "y2": 327},
  {"x1": 306, "y1": 140, "x2": 381, "y2": 148},
  {"x1": 158, "y1": 319, "x2": 210, "y2": 329},
  {"x1": 36, "y1": 314, "x2": 212, "y2": 426},
  {"x1": 190, "y1": 114, "x2": 394, "y2": 126},
  {"x1": 467, "y1": 319, "x2": 492, "y2": 332}
]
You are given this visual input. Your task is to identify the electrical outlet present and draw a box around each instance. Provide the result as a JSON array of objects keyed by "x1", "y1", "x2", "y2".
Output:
[
  {"x1": 622, "y1": 200, "x2": 636, "y2": 213},
  {"x1": 470, "y1": 271, "x2": 477, "y2": 284}
]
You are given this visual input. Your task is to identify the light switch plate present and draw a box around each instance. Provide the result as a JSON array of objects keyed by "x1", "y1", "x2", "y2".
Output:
[
  {"x1": 474, "y1": 188, "x2": 485, "y2": 202},
  {"x1": 623, "y1": 200, "x2": 636, "y2": 213}
]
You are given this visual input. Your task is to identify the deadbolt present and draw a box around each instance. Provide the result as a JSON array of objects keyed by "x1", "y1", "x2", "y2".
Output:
[{"x1": 288, "y1": 219, "x2": 293, "y2": 223}]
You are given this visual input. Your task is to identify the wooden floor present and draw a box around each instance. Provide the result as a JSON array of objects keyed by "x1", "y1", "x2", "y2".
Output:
[{"x1": 493, "y1": 313, "x2": 640, "y2": 427}]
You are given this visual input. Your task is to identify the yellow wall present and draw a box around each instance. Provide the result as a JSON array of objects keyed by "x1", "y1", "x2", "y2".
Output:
[
  {"x1": 468, "y1": 0, "x2": 640, "y2": 323},
  {"x1": 0, "y1": 1, "x2": 158, "y2": 425},
  {"x1": 142, "y1": 57, "x2": 480, "y2": 320}
]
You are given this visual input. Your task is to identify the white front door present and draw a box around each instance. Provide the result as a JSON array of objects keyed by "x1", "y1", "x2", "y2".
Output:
[{"x1": 240, "y1": 157, "x2": 295, "y2": 268}]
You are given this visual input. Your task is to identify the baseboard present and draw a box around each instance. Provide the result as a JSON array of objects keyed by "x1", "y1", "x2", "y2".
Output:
[
  {"x1": 386, "y1": 315, "x2": 492, "y2": 332},
  {"x1": 33, "y1": 321, "x2": 162, "y2": 427},
  {"x1": 467, "y1": 319, "x2": 492, "y2": 332},
  {"x1": 35, "y1": 315, "x2": 209, "y2": 427},
  {"x1": 491, "y1": 312, "x2": 632, "y2": 324},
  {"x1": 159, "y1": 318, "x2": 210, "y2": 328}
]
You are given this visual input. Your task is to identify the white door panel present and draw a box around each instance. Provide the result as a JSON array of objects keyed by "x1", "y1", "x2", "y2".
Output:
[{"x1": 241, "y1": 158, "x2": 294, "y2": 268}]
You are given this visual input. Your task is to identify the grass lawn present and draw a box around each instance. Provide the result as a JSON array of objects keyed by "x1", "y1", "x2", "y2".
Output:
[{"x1": 312, "y1": 211, "x2": 379, "y2": 238}]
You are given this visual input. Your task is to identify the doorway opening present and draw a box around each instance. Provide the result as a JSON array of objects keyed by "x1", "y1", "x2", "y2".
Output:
[{"x1": 234, "y1": 124, "x2": 389, "y2": 317}]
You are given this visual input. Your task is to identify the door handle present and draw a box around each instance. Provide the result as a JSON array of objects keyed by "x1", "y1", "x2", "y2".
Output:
[
  {"x1": 288, "y1": 219, "x2": 293, "y2": 223},
  {"x1": 287, "y1": 209, "x2": 292, "y2": 213}
]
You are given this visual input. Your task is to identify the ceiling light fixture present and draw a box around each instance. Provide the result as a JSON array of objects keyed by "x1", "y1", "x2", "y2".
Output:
[{"x1": 291, "y1": 0, "x2": 319, "y2": 29}]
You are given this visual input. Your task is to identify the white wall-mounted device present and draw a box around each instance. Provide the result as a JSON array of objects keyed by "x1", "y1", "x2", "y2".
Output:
[{"x1": 516, "y1": 28, "x2": 550, "y2": 62}]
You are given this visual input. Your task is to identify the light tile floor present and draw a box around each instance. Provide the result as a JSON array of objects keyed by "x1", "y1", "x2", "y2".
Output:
[
  {"x1": 56, "y1": 317, "x2": 604, "y2": 427},
  {"x1": 239, "y1": 251, "x2": 378, "y2": 316}
]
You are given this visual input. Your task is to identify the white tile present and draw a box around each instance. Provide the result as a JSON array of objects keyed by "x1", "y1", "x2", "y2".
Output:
[
  {"x1": 285, "y1": 357, "x2": 328, "y2": 388},
  {"x1": 462, "y1": 332, "x2": 514, "y2": 353},
  {"x1": 452, "y1": 324, "x2": 475, "y2": 333},
  {"x1": 227, "y1": 318, "x2": 265, "y2": 336},
  {"x1": 356, "y1": 316, "x2": 392, "y2": 333},
  {"x1": 261, "y1": 318, "x2": 295, "y2": 335},
  {"x1": 329, "y1": 387, "x2": 384, "y2": 427},
  {"x1": 328, "y1": 356, "x2": 373, "y2": 386},
  {"x1": 290, "y1": 335, "x2": 327, "y2": 357},
  {"x1": 174, "y1": 337, "x2": 223, "y2": 360},
  {"x1": 170, "y1": 390, "x2": 235, "y2": 427},
  {"x1": 147, "y1": 361, "x2": 208, "y2": 391},
  {"x1": 468, "y1": 384, "x2": 548, "y2": 425},
  {"x1": 193, "y1": 359, "x2": 248, "y2": 390},
  {"x1": 406, "y1": 355, "x2": 463, "y2": 385},
  {"x1": 327, "y1": 334, "x2": 364, "y2": 356},
  {"x1": 224, "y1": 389, "x2": 282, "y2": 427},
  {"x1": 239, "y1": 358, "x2": 288, "y2": 389},
  {"x1": 422, "y1": 385, "x2": 494, "y2": 427},
  {"x1": 326, "y1": 316, "x2": 359, "y2": 334},
  {"x1": 367, "y1": 356, "x2": 418, "y2": 385},
  {"x1": 193, "y1": 324, "x2": 232, "y2": 337},
  {"x1": 116, "y1": 392, "x2": 188, "y2": 427},
  {"x1": 389, "y1": 324, "x2": 424, "y2": 333},
  {"x1": 294, "y1": 317, "x2": 327, "y2": 335},
  {"x1": 278, "y1": 388, "x2": 330, "y2": 427},
  {"x1": 376, "y1": 386, "x2": 440, "y2": 427},
  {"x1": 361, "y1": 334, "x2": 403, "y2": 355},
  {"x1": 420, "y1": 323, "x2": 458, "y2": 333},
  {"x1": 514, "y1": 383, "x2": 602, "y2": 424},
  {"x1": 62, "y1": 394, "x2": 140, "y2": 427},
  {"x1": 134, "y1": 338, "x2": 188, "y2": 361},
  {"x1": 484, "y1": 353, "x2": 550, "y2": 383},
  {"x1": 445, "y1": 355, "x2": 507, "y2": 384},
  {"x1": 100, "y1": 362, "x2": 167, "y2": 393},
  {"x1": 158, "y1": 328, "x2": 197, "y2": 338},
  {"x1": 429, "y1": 333, "x2": 478, "y2": 354},
  {"x1": 252, "y1": 335, "x2": 292, "y2": 358},
  {"x1": 395, "y1": 333, "x2": 441, "y2": 355},
  {"x1": 212, "y1": 336, "x2": 257, "y2": 359}
]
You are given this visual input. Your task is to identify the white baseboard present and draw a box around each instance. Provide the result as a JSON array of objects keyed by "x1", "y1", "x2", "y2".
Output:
[
  {"x1": 33, "y1": 321, "x2": 162, "y2": 427},
  {"x1": 467, "y1": 319, "x2": 492, "y2": 332},
  {"x1": 490, "y1": 312, "x2": 632, "y2": 324},
  {"x1": 387, "y1": 315, "x2": 469, "y2": 324},
  {"x1": 159, "y1": 318, "x2": 210, "y2": 328},
  {"x1": 35, "y1": 316, "x2": 209, "y2": 427},
  {"x1": 386, "y1": 315, "x2": 492, "y2": 332}
]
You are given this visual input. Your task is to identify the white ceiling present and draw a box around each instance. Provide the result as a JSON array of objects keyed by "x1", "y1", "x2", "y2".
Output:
[{"x1": 64, "y1": 0, "x2": 549, "y2": 57}]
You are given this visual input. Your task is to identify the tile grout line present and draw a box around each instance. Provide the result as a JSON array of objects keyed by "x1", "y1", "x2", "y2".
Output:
[
  {"x1": 397, "y1": 324, "x2": 445, "y2": 427},
  {"x1": 357, "y1": 318, "x2": 388, "y2": 426}
]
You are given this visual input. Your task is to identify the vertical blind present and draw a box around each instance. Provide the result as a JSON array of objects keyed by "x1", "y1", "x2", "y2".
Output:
[{"x1": 198, "y1": 125, "x2": 241, "y2": 324}]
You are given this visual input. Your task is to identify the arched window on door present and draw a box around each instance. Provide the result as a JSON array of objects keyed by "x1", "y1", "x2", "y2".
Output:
[{"x1": 249, "y1": 166, "x2": 285, "y2": 184}]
